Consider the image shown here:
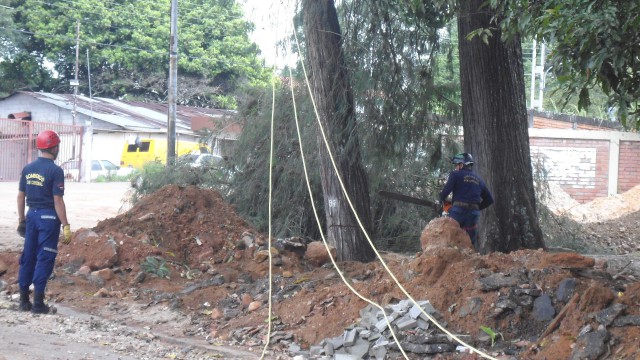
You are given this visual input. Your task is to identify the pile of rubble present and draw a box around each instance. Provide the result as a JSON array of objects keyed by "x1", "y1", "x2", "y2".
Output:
[
  {"x1": 278, "y1": 270, "x2": 640, "y2": 359},
  {"x1": 291, "y1": 300, "x2": 460, "y2": 359},
  {"x1": 3, "y1": 185, "x2": 639, "y2": 360},
  {"x1": 204, "y1": 217, "x2": 640, "y2": 359}
]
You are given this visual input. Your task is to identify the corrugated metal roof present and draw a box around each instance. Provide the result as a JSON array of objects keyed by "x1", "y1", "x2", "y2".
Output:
[{"x1": 16, "y1": 91, "x2": 236, "y2": 134}]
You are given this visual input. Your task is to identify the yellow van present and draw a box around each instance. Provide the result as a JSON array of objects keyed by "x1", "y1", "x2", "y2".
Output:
[{"x1": 120, "y1": 138, "x2": 209, "y2": 169}]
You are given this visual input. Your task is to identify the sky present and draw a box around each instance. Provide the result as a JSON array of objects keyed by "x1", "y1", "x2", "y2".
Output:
[{"x1": 240, "y1": 0, "x2": 297, "y2": 67}]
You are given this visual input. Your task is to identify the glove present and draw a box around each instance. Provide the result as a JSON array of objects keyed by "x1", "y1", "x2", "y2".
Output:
[
  {"x1": 434, "y1": 200, "x2": 443, "y2": 215},
  {"x1": 62, "y1": 224, "x2": 72, "y2": 245},
  {"x1": 17, "y1": 220, "x2": 26, "y2": 238}
]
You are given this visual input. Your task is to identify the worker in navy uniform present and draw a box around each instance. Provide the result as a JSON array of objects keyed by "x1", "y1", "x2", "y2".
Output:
[
  {"x1": 17, "y1": 130, "x2": 72, "y2": 314},
  {"x1": 438, "y1": 152, "x2": 493, "y2": 248}
]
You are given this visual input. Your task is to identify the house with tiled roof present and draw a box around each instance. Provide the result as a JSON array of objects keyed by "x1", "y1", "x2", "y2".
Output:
[{"x1": 0, "y1": 91, "x2": 240, "y2": 181}]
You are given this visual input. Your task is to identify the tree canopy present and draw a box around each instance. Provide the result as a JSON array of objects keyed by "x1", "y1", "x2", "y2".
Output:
[
  {"x1": 491, "y1": 0, "x2": 640, "y2": 129},
  {"x1": 226, "y1": 0, "x2": 463, "y2": 251},
  {"x1": 3, "y1": 0, "x2": 270, "y2": 107}
]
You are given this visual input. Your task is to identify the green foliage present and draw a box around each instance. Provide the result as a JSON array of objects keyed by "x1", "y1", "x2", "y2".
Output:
[
  {"x1": 545, "y1": 85, "x2": 615, "y2": 121},
  {"x1": 0, "y1": 52, "x2": 56, "y2": 95},
  {"x1": 226, "y1": 80, "x2": 324, "y2": 239},
  {"x1": 6, "y1": 0, "x2": 270, "y2": 107},
  {"x1": 465, "y1": 27, "x2": 495, "y2": 45},
  {"x1": 340, "y1": 1, "x2": 462, "y2": 251},
  {"x1": 480, "y1": 325, "x2": 503, "y2": 347},
  {"x1": 129, "y1": 157, "x2": 232, "y2": 204},
  {"x1": 215, "y1": 1, "x2": 464, "y2": 251},
  {"x1": 93, "y1": 171, "x2": 137, "y2": 183},
  {"x1": 0, "y1": 0, "x2": 57, "y2": 94},
  {"x1": 140, "y1": 256, "x2": 170, "y2": 278},
  {"x1": 490, "y1": 0, "x2": 640, "y2": 129}
]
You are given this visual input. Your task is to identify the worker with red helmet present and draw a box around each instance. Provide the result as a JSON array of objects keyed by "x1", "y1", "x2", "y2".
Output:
[
  {"x1": 16, "y1": 130, "x2": 72, "y2": 314},
  {"x1": 439, "y1": 152, "x2": 493, "y2": 249}
]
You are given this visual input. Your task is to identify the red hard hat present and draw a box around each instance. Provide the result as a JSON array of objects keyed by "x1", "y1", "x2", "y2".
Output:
[{"x1": 36, "y1": 130, "x2": 61, "y2": 149}]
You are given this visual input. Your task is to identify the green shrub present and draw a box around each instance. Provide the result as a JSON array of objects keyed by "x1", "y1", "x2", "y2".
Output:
[
  {"x1": 140, "y1": 256, "x2": 170, "y2": 278},
  {"x1": 128, "y1": 158, "x2": 233, "y2": 204},
  {"x1": 94, "y1": 172, "x2": 137, "y2": 183}
]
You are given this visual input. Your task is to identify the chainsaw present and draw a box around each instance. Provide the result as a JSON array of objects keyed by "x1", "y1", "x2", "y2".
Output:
[{"x1": 378, "y1": 190, "x2": 452, "y2": 215}]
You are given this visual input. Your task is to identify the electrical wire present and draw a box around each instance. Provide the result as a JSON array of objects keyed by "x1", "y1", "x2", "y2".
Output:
[
  {"x1": 85, "y1": 0, "x2": 247, "y2": 24},
  {"x1": 284, "y1": 65, "x2": 409, "y2": 359},
  {"x1": 28, "y1": 0, "x2": 243, "y2": 25},
  {"x1": 0, "y1": 25, "x2": 247, "y2": 65},
  {"x1": 292, "y1": 18, "x2": 499, "y2": 360},
  {"x1": 24, "y1": 0, "x2": 248, "y2": 34},
  {"x1": 258, "y1": 68, "x2": 277, "y2": 360}
]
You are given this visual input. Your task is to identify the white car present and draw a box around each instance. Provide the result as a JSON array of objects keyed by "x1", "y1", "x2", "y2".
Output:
[
  {"x1": 61, "y1": 159, "x2": 136, "y2": 181},
  {"x1": 181, "y1": 153, "x2": 224, "y2": 168}
]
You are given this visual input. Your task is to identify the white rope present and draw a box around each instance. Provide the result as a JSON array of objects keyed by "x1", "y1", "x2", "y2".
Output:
[
  {"x1": 259, "y1": 72, "x2": 277, "y2": 360},
  {"x1": 287, "y1": 66, "x2": 409, "y2": 359},
  {"x1": 292, "y1": 20, "x2": 498, "y2": 360}
]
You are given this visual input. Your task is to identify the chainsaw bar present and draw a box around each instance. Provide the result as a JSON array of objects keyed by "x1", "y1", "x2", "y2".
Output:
[{"x1": 378, "y1": 190, "x2": 436, "y2": 208}]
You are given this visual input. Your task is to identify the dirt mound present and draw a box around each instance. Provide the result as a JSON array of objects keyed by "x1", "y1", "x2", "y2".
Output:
[
  {"x1": 546, "y1": 183, "x2": 640, "y2": 223},
  {"x1": 93, "y1": 184, "x2": 251, "y2": 266},
  {"x1": 213, "y1": 246, "x2": 639, "y2": 359},
  {"x1": 543, "y1": 183, "x2": 640, "y2": 255},
  {"x1": 1, "y1": 184, "x2": 638, "y2": 359},
  {"x1": 52, "y1": 185, "x2": 307, "y2": 315}
]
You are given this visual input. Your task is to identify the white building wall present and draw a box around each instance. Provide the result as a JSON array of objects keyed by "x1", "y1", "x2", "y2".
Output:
[
  {"x1": 0, "y1": 93, "x2": 72, "y2": 124},
  {"x1": 91, "y1": 133, "x2": 134, "y2": 166},
  {"x1": 530, "y1": 146, "x2": 597, "y2": 188}
]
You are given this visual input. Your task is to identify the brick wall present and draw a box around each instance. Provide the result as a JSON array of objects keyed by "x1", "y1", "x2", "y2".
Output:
[
  {"x1": 619, "y1": 141, "x2": 640, "y2": 193},
  {"x1": 532, "y1": 116, "x2": 616, "y2": 131},
  {"x1": 530, "y1": 138, "x2": 610, "y2": 203},
  {"x1": 530, "y1": 110, "x2": 622, "y2": 131}
]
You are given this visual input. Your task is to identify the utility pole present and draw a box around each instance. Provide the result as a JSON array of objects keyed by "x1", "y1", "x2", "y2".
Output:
[
  {"x1": 167, "y1": 0, "x2": 178, "y2": 166},
  {"x1": 71, "y1": 22, "x2": 81, "y2": 177},
  {"x1": 530, "y1": 40, "x2": 546, "y2": 110},
  {"x1": 74, "y1": 21, "x2": 79, "y2": 120},
  {"x1": 82, "y1": 48, "x2": 94, "y2": 183}
]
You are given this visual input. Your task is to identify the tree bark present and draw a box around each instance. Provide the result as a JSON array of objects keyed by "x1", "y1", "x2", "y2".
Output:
[
  {"x1": 302, "y1": 0, "x2": 375, "y2": 262},
  {"x1": 458, "y1": 0, "x2": 546, "y2": 253}
]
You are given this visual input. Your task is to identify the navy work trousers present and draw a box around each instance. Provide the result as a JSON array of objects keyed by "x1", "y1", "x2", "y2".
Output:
[
  {"x1": 19, "y1": 208, "x2": 60, "y2": 293},
  {"x1": 448, "y1": 206, "x2": 480, "y2": 248}
]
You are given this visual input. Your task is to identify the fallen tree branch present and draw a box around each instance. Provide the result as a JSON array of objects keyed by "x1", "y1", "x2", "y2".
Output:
[{"x1": 537, "y1": 292, "x2": 580, "y2": 346}]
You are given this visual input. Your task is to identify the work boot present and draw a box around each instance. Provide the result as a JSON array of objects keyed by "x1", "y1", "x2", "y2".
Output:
[
  {"x1": 31, "y1": 292, "x2": 52, "y2": 314},
  {"x1": 18, "y1": 289, "x2": 32, "y2": 311}
]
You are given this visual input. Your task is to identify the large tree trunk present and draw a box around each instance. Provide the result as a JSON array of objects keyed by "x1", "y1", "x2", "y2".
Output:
[
  {"x1": 458, "y1": 0, "x2": 545, "y2": 253},
  {"x1": 302, "y1": 0, "x2": 375, "y2": 262}
]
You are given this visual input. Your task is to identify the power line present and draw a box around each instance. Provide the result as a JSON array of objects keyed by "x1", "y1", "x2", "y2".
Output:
[
  {"x1": 96, "y1": 0, "x2": 248, "y2": 23},
  {"x1": 0, "y1": 25, "x2": 161, "y2": 53},
  {"x1": 16, "y1": 0, "x2": 254, "y2": 43},
  {"x1": 20, "y1": 1, "x2": 162, "y2": 35},
  {"x1": 0, "y1": 0, "x2": 259, "y2": 62},
  {"x1": 26, "y1": 0, "x2": 249, "y2": 33},
  {"x1": 0, "y1": 25, "x2": 238, "y2": 65}
]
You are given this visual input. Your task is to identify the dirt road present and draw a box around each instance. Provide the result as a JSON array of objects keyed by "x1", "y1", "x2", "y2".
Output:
[
  {"x1": 0, "y1": 182, "x2": 135, "y2": 360},
  {"x1": 0, "y1": 182, "x2": 271, "y2": 360},
  {"x1": 0, "y1": 300, "x2": 266, "y2": 360},
  {"x1": 0, "y1": 181, "x2": 132, "y2": 252}
]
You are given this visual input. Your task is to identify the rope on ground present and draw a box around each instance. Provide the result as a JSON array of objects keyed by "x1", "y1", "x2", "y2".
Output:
[
  {"x1": 259, "y1": 71, "x2": 278, "y2": 360},
  {"x1": 286, "y1": 66, "x2": 409, "y2": 359},
  {"x1": 292, "y1": 23, "x2": 498, "y2": 360}
]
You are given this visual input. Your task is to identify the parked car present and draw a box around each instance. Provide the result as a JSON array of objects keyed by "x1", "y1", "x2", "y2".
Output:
[
  {"x1": 61, "y1": 159, "x2": 136, "y2": 181},
  {"x1": 181, "y1": 153, "x2": 224, "y2": 168}
]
